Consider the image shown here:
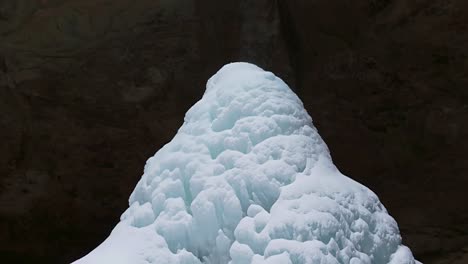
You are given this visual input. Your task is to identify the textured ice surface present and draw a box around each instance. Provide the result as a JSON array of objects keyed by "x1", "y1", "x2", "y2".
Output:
[{"x1": 74, "y1": 63, "x2": 419, "y2": 264}]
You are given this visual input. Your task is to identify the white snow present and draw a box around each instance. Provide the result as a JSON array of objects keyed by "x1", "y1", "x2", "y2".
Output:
[{"x1": 73, "y1": 62, "x2": 419, "y2": 264}]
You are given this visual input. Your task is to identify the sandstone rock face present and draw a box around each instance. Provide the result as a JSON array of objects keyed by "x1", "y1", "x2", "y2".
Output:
[{"x1": 0, "y1": 1, "x2": 467, "y2": 263}]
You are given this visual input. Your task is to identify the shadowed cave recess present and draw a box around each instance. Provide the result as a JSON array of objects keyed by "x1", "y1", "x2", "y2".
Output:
[{"x1": 0, "y1": 0, "x2": 467, "y2": 263}]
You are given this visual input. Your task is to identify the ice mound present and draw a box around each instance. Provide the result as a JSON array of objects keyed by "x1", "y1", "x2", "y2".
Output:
[{"x1": 74, "y1": 63, "x2": 419, "y2": 264}]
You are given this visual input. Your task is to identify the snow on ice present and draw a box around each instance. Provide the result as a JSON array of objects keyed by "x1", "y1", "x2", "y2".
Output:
[{"x1": 74, "y1": 63, "x2": 419, "y2": 264}]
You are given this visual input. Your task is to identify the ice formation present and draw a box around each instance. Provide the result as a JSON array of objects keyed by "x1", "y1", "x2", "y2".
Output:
[{"x1": 74, "y1": 63, "x2": 419, "y2": 264}]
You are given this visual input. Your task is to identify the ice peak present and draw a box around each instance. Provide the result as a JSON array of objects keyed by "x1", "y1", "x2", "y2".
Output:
[{"x1": 74, "y1": 63, "x2": 418, "y2": 264}]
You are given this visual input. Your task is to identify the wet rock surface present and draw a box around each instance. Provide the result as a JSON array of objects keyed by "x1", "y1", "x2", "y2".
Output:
[{"x1": 0, "y1": 1, "x2": 467, "y2": 263}]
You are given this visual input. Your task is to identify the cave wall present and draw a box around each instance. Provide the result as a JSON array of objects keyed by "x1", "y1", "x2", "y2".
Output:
[{"x1": 0, "y1": 0, "x2": 467, "y2": 263}]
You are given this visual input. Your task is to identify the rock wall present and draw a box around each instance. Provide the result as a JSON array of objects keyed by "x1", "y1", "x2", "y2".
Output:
[{"x1": 0, "y1": 1, "x2": 467, "y2": 263}]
